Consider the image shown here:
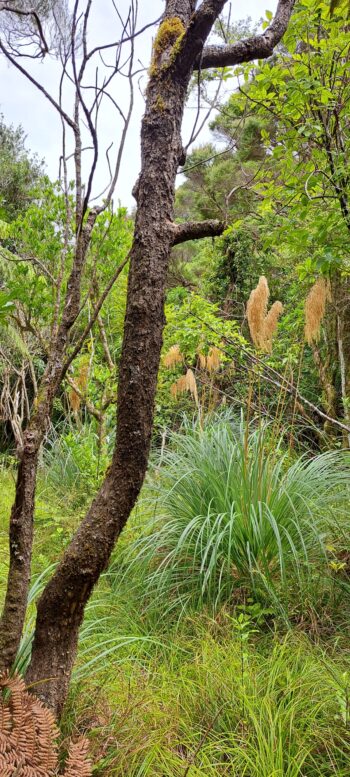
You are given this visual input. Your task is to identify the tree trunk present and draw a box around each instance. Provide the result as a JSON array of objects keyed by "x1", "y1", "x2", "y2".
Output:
[
  {"x1": 0, "y1": 226, "x2": 94, "y2": 672},
  {"x1": 24, "y1": 0, "x2": 296, "y2": 717},
  {"x1": 0, "y1": 367, "x2": 59, "y2": 672},
  {"x1": 0, "y1": 433, "x2": 40, "y2": 672},
  {"x1": 25, "y1": 1, "x2": 201, "y2": 715}
]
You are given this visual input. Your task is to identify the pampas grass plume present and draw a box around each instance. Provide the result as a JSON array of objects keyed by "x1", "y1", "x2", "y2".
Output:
[
  {"x1": 305, "y1": 277, "x2": 331, "y2": 345},
  {"x1": 247, "y1": 276, "x2": 283, "y2": 352}
]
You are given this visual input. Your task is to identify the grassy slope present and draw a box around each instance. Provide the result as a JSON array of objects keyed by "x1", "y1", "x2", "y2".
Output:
[{"x1": 1, "y1": 468, "x2": 350, "y2": 775}]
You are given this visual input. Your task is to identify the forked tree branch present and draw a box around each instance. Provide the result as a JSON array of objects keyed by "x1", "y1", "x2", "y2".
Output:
[
  {"x1": 61, "y1": 253, "x2": 130, "y2": 378},
  {"x1": 0, "y1": 3, "x2": 49, "y2": 56},
  {"x1": 194, "y1": 0, "x2": 295, "y2": 69}
]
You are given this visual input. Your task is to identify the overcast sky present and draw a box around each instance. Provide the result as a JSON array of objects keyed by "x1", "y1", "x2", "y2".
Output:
[{"x1": 0, "y1": 0, "x2": 276, "y2": 210}]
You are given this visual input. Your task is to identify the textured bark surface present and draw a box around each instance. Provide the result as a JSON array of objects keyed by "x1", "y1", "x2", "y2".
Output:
[
  {"x1": 195, "y1": 0, "x2": 295, "y2": 69},
  {"x1": 26, "y1": 0, "x2": 201, "y2": 715},
  {"x1": 22, "y1": 0, "x2": 296, "y2": 717},
  {"x1": 310, "y1": 273, "x2": 350, "y2": 443},
  {"x1": 0, "y1": 365, "x2": 63, "y2": 673},
  {"x1": 0, "y1": 433, "x2": 40, "y2": 673}
]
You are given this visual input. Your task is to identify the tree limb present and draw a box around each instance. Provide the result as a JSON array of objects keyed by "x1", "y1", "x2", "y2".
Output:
[
  {"x1": 0, "y1": 3, "x2": 49, "y2": 56},
  {"x1": 61, "y1": 253, "x2": 130, "y2": 378},
  {"x1": 171, "y1": 218, "x2": 225, "y2": 244},
  {"x1": 195, "y1": 0, "x2": 295, "y2": 69}
]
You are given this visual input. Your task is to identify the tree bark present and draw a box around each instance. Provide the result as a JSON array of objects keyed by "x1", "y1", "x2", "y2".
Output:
[
  {"x1": 310, "y1": 273, "x2": 350, "y2": 444},
  {"x1": 0, "y1": 225, "x2": 95, "y2": 673},
  {"x1": 25, "y1": 0, "x2": 223, "y2": 715},
  {"x1": 0, "y1": 367, "x2": 61, "y2": 672},
  {"x1": 24, "y1": 0, "x2": 296, "y2": 717},
  {"x1": 0, "y1": 0, "x2": 137, "y2": 676}
]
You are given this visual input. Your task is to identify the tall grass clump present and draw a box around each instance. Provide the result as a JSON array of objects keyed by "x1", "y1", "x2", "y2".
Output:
[{"x1": 120, "y1": 416, "x2": 349, "y2": 621}]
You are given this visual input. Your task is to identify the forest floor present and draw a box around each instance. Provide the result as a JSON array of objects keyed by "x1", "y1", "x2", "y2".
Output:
[{"x1": 1, "y1": 460, "x2": 350, "y2": 776}]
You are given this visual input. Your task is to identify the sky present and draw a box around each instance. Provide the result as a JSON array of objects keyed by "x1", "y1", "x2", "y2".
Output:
[{"x1": 0, "y1": 0, "x2": 277, "y2": 210}]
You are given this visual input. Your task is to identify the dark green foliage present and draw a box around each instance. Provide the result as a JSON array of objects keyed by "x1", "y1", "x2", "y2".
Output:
[{"x1": 0, "y1": 115, "x2": 43, "y2": 221}]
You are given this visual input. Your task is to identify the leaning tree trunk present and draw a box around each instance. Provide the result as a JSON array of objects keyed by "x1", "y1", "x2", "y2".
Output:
[
  {"x1": 25, "y1": 1, "x2": 201, "y2": 715},
  {"x1": 0, "y1": 364, "x2": 64, "y2": 673},
  {"x1": 0, "y1": 428, "x2": 41, "y2": 673},
  {"x1": 25, "y1": 0, "x2": 296, "y2": 716},
  {"x1": 0, "y1": 229, "x2": 93, "y2": 673}
]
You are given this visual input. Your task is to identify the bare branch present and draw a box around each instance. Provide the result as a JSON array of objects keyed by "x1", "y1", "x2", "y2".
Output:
[
  {"x1": 194, "y1": 0, "x2": 295, "y2": 69},
  {"x1": 85, "y1": 12, "x2": 162, "y2": 64},
  {"x1": 61, "y1": 253, "x2": 130, "y2": 378},
  {"x1": 185, "y1": 72, "x2": 223, "y2": 151},
  {"x1": 171, "y1": 218, "x2": 225, "y2": 244},
  {"x1": 0, "y1": 3, "x2": 49, "y2": 55},
  {"x1": 0, "y1": 39, "x2": 76, "y2": 129}
]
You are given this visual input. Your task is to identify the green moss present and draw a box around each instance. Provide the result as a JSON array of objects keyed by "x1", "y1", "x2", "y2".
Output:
[
  {"x1": 169, "y1": 29, "x2": 186, "y2": 63},
  {"x1": 150, "y1": 16, "x2": 185, "y2": 76},
  {"x1": 153, "y1": 95, "x2": 167, "y2": 112},
  {"x1": 153, "y1": 17, "x2": 185, "y2": 58}
]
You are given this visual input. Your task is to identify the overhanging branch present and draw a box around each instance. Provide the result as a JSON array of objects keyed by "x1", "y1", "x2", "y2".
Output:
[
  {"x1": 194, "y1": 0, "x2": 295, "y2": 69},
  {"x1": 171, "y1": 219, "x2": 225, "y2": 244}
]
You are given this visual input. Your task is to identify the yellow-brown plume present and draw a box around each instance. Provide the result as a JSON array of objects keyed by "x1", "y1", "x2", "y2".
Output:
[
  {"x1": 163, "y1": 344, "x2": 183, "y2": 368},
  {"x1": 185, "y1": 368, "x2": 198, "y2": 402},
  {"x1": 0, "y1": 672, "x2": 92, "y2": 775},
  {"x1": 247, "y1": 276, "x2": 269, "y2": 349},
  {"x1": 69, "y1": 357, "x2": 89, "y2": 414},
  {"x1": 170, "y1": 369, "x2": 198, "y2": 405},
  {"x1": 197, "y1": 346, "x2": 221, "y2": 372},
  {"x1": 263, "y1": 301, "x2": 283, "y2": 353},
  {"x1": 304, "y1": 277, "x2": 331, "y2": 345},
  {"x1": 170, "y1": 373, "x2": 187, "y2": 398},
  {"x1": 206, "y1": 346, "x2": 221, "y2": 372},
  {"x1": 247, "y1": 276, "x2": 283, "y2": 352},
  {"x1": 198, "y1": 352, "x2": 207, "y2": 370}
]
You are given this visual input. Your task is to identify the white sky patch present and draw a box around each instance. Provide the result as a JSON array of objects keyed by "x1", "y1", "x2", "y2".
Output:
[{"x1": 0, "y1": 0, "x2": 276, "y2": 210}]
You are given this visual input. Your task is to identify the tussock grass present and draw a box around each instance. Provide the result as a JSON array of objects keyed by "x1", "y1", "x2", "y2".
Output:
[{"x1": 117, "y1": 416, "x2": 350, "y2": 622}]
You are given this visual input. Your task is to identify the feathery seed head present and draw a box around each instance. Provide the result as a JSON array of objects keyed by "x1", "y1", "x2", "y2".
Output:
[
  {"x1": 304, "y1": 277, "x2": 331, "y2": 345},
  {"x1": 247, "y1": 276, "x2": 283, "y2": 351},
  {"x1": 164, "y1": 344, "x2": 183, "y2": 368}
]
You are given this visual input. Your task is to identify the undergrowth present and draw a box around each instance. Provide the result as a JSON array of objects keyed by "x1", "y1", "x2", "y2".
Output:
[{"x1": 1, "y1": 415, "x2": 350, "y2": 775}]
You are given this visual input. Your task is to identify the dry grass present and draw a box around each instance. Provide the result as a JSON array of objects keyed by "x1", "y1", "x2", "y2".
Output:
[
  {"x1": 163, "y1": 344, "x2": 183, "y2": 368},
  {"x1": 69, "y1": 358, "x2": 90, "y2": 415},
  {"x1": 170, "y1": 368, "x2": 198, "y2": 406}
]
